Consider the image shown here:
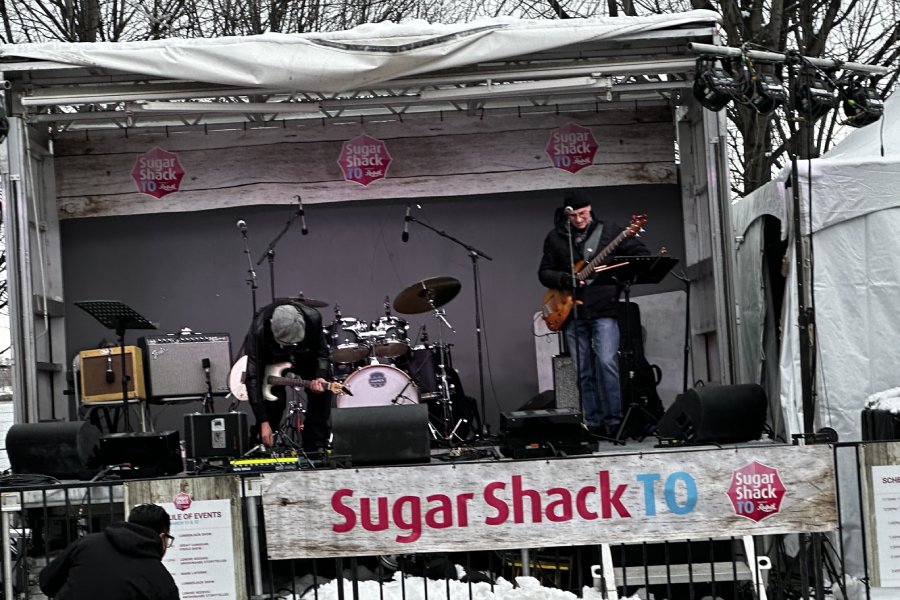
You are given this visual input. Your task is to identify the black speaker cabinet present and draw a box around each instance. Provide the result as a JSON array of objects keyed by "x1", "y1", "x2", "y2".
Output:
[
  {"x1": 98, "y1": 430, "x2": 182, "y2": 476},
  {"x1": 552, "y1": 355, "x2": 580, "y2": 411},
  {"x1": 6, "y1": 421, "x2": 102, "y2": 480},
  {"x1": 500, "y1": 408, "x2": 592, "y2": 458},
  {"x1": 862, "y1": 408, "x2": 900, "y2": 441},
  {"x1": 657, "y1": 383, "x2": 767, "y2": 444},
  {"x1": 139, "y1": 333, "x2": 232, "y2": 400},
  {"x1": 331, "y1": 404, "x2": 430, "y2": 466},
  {"x1": 184, "y1": 412, "x2": 249, "y2": 459}
]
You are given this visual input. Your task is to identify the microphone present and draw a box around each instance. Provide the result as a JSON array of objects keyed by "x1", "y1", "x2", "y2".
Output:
[
  {"x1": 402, "y1": 204, "x2": 411, "y2": 243},
  {"x1": 296, "y1": 195, "x2": 308, "y2": 235},
  {"x1": 236, "y1": 219, "x2": 248, "y2": 235},
  {"x1": 202, "y1": 357, "x2": 211, "y2": 375},
  {"x1": 564, "y1": 206, "x2": 575, "y2": 215},
  {"x1": 105, "y1": 354, "x2": 114, "y2": 383}
]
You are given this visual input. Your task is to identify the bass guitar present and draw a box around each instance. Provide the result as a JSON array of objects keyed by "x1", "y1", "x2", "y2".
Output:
[
  {"x1": 228, "y1": 355, "x2": 351, "y2": 401},
  {"x1": 541, "y1": 214, "x2": 647, "y2": 332}
]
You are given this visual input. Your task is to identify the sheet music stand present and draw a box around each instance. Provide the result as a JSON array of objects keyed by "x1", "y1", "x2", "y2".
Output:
[
  {"x1": 594, "y1": 256, "x2": 678, "y2": 444},
  {"x1": 75, "y1": 301, "x2": 156, "y2": 432}
]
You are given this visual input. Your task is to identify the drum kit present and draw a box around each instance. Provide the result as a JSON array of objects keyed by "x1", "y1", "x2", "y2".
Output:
[{"x1": 313, "y1": 276, "x2": 473, "y2": 444}]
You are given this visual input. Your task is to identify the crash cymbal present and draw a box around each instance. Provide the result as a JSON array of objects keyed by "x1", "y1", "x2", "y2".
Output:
[
  {"x1": 393, "y1": 276, "x2": 461, "y2": 315},
  {"x1": 288, "y1": 294, "x2": 329, "y2": 308}
]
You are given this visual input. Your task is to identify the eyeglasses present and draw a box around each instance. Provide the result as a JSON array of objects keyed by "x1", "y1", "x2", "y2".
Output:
[{"x1": 163, "y1": 533, "x2": 175, "y2": 548}]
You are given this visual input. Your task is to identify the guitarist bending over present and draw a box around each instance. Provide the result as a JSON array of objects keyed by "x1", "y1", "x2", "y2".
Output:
[
  {"x1": 243, "y1": 299, "x2": 332, "y2": 452},
  {"x1": 538, "y1": 190, "x2": 649, "y2": 438}
]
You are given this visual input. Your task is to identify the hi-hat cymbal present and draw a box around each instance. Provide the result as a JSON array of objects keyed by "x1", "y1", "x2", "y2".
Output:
[
  {"x1": 289, "y1": 294, "x2": 329, "y2": 308},
  {"x1": 393, "y1": 276, "x2": 462, "y2": 315}
]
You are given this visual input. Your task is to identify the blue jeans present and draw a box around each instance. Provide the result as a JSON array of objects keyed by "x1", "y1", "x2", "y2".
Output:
[{"x1": 565, "y1": 317, "x2": 622, "y2": 428}]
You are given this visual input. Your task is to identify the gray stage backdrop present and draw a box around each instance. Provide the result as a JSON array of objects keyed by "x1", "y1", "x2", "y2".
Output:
[{"x1": 60, "y1": 184, "x2": 683, "y2": 434}]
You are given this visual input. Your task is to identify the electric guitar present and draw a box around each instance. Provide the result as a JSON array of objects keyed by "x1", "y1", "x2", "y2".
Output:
[
  {"x1": 228, "y1": 355, "x2": 351, "y2": 401},
  {"x1": 541, "y1": 214, "x2": 647, "y2": 332}
]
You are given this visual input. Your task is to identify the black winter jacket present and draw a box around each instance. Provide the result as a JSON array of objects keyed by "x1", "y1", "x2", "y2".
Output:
[
  {"x1": 538, "y1": 207, "x2": 649, "y2": 320},
  {"x1": 39, "y1": 522, "x2": 179, "y2": 600}
]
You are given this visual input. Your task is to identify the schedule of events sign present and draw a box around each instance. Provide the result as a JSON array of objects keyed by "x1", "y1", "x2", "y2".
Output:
[
  {"x1": 262, "y1": 444, "x2": 837, "y2": 559},
  {"x1": 871, "y1": 465, "x2": 900, "y2": 587},
  {"x1": 161, "y1": 497, "x2": 237, "y2": 599}
]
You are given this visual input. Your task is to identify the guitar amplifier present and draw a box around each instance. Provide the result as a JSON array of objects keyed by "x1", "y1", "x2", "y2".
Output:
[
  {"x1": 139, "y1": 333, "x2": 232, "y2": 401},
  {"x1": 80, "y1": 346, "x2": 146, "y2": 403}
]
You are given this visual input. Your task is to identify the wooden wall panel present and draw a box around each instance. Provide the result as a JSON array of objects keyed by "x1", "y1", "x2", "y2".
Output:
[{"x1": 53, "y1": 108, "x2": 676, "y2": 219}]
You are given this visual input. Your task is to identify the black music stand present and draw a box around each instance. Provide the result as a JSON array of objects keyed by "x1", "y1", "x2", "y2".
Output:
[
  {"x1": 75, "y1": 301, "x2": 156, "y2": 432},
  {"x1": 595, "y1": 256, "x2": 678, "y2": 444}
]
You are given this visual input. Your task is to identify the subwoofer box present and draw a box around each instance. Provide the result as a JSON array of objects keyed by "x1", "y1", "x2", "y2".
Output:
[
  {"x1": 6, "y1": 421, "x2": 102, "y2": 480},
  {"x1": 331, "y1": 404, "x2": 430, "y2": 466},
  {"x1": 184, "y1": 412, "x2": 249, "y2": 459},
  {"x1": 139, "y1": 333, "x2": 232, "y2": 401},
  {"x1": 657, "y1": 383, "x2": 767, "y2": 444},
  {"x1": 79, "y1": 346, "x2": 146, "y2": 403}
]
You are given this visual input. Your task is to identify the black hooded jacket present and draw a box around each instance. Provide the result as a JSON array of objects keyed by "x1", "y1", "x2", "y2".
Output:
[
  {"x1": 538, "y1": 207, "x2": 649, "y2": 320},
  {"x1": 39, "y1": 522, "x2": 179, "y2": 600}
]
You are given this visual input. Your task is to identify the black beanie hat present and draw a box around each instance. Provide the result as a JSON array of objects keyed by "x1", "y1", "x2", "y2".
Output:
[{"x1": 562, "y1": 189, "x2": 591, "y2": 210}]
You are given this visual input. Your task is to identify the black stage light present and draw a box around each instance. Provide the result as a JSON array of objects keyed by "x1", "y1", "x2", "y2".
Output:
[
  {"x1": 843, "y1": 81, "x2": 884, "y2": 128},
  {"x1": 749, "y1": 72, "x2": 788, "y2": 115},
  {"x1": 793, "y1": 72, "x2": 838, "y2": 120},
  {"x1": 693, "y1": 57, "x2": 742, "y2": 112}
]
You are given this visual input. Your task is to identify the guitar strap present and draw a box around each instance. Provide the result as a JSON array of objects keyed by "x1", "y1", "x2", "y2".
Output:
[{"x1": 582, "y1": 221, "x2": 607, "y2": 264}]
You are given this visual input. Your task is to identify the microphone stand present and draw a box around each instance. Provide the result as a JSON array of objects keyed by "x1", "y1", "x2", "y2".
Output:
[
  {"x1": 255, "y1": 202, "x2": 305, "y2": 304},
  {"x1": 240, "y1": 224, "x2": 258, "y2": 317},
  {"x1": 405, "y1": 213, "x2": 493, "y2": 436},
  {"x1": 670, "y1": 270, "x2": 693, "y2": 393}
]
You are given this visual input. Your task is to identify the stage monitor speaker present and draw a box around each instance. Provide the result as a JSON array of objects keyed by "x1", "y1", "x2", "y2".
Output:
[
  {"x1": 98, "y1": 430, "x2": 182, "y2": 476},
  {"x1": 657, "y1": 383, "x2": 767, "y2": 444},
  {"x1": 184, "y1": 412, "x2": 249, "y2": 459},
  {"x1": 331, "y1": 404, "x2": 430, "y2": 466},
  {"x1": 79, "y1": 346, "x2": 146, "y2": 403},
  {"x1": 139, "y1": 334, "x2": 232, "y2": 401},
  {"x1": 499, "y1": 408, "x2": 592, "y2": 458},
  {"x1": 552, "y1": 355, "x2": 580, "y2": 411},
  {"x1": 5, "y1": 421, "x2": 101, "y2": 480}
]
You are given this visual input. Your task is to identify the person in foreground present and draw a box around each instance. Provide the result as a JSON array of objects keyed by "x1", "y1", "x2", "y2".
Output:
[
  {"x1": 39, "y1": 503, "x2": 179, "y2": 600},
  {"x1": 538, "y1": 189, "x2": 649, "y2": 438}
]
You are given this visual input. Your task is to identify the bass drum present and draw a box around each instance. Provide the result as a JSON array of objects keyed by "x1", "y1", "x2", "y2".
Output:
[{"x1": 336, "y1": 364, "x2": 420, "y2": 408}]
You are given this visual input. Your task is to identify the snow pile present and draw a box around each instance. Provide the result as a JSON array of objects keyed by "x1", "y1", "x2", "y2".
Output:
[{"x1": 864, "y1": 387, "x2": 900, "y2": 413}]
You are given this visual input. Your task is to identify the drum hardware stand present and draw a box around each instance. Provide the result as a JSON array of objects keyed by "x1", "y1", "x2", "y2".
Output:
[
  {"x1": 273, "y1": 391, "x2": 306, "y2": 453},
  {"x1": 255, "y1": 199, "x2": 306, "y2": 304},
  {"x1": 404, "y1": 208, "x2": 493, "y2": 437}
]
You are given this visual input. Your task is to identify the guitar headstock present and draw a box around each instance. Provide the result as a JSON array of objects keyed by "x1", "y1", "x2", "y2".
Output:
[{"x1": 626, "y1": 214, "x2": 648, "y2": 237}]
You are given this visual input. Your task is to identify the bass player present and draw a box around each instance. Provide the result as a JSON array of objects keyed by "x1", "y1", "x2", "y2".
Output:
[{"x1": 538, "y1": 190, "x2": 649, "y2": 438}]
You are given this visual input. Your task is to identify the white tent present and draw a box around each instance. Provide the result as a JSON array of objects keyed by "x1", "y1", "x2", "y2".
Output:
[{"x1": 735, "y1": 94, "x2": 900, "y2": 443}]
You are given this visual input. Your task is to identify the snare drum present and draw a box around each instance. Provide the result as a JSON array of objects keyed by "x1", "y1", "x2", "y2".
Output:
[
  {"x1": 327, "y1": 318, "x2": 370, "y2": 363},
  {"x1": 336, "y1": 364, "x2": 420, "y2": 408},
  {"x1": 372, "y1": 316, "x2": 409, "y2": 359}
]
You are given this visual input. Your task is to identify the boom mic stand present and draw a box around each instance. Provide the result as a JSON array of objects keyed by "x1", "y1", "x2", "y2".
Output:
[
  {"x1": 256, "y1": 199, "x2": 307, "y2": 303},
  {"x1": 238, "y1": 221, "x2": 259, "y2": 317},
  {"x1": 405, "y1": 212, "x2": 493, "y2": 436}
]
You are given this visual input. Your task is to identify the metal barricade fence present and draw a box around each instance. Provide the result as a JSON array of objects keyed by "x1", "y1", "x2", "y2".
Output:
[{"x1": 0, "y1": 445, "x2": 874, "y2": 600}]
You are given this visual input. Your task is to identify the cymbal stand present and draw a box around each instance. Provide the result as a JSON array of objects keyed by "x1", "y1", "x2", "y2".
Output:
[
  {"x1": 430, "y1": 301, "x2": 466, "y2": 445},
  {"x1": 405, "y1": 210, "x2": 493, "y2": 435},
  {"x1": 255, "y1": 199, "x2": 306, "y2": 304}
]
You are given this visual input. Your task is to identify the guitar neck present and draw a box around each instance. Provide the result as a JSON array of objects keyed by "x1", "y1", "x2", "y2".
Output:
[
  {"x1": 267, "y1": 376, "x2": 311, "y2": 389},
  {"x1": 576, "y1": 229, "x2": 630, "y2": 281}
]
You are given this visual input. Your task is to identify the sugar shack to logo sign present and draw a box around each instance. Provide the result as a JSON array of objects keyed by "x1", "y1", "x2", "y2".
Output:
[
  {"x1": 726, "y1": 461, "x2": 786, "y2": 522},
  {"x1": 545, "y1": 123, "x2": 598, "y2": 174},
  {"x1": 131, "y1": 147, "x2": 185, "y2": 199},
  {"x1": 337, "y1": 134, "x2": 392, "y2": 186}
]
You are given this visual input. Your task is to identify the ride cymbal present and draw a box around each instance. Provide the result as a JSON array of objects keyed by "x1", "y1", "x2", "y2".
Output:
[
  {"x1": 393, "y1": 276, "x2": 461, "y2": 314},
  {"x1": 289, "y1": 295, "x2": 329, "y2": 308}
]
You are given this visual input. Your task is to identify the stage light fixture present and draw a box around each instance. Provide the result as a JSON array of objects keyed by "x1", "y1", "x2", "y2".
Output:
[
  {"x1": 793, "y1": 72, "x2": 838, "y2": 121},
  {"x1": 692, "y1": 56, "x2": 742, "y2": 112},
  {"x1": 748, "y1": 72, "x2": 787, "y2": 115},
  {"x1": 842, "y1": 81, "x2": 884, "y2": 128}
]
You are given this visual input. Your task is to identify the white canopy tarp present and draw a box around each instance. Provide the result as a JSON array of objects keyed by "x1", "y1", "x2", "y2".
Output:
[
  {"x1": 735, "y1": 93, "x2": 900, "y2": 442},
  {"x1": 0, "y1": 11, "x2": 720, "y2": 91}
]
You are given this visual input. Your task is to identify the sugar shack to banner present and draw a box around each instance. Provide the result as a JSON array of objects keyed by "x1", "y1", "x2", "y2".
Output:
[{"x1": 262, "y1": 444, "x2": 836, "y2": 559}]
